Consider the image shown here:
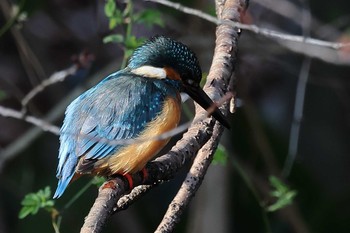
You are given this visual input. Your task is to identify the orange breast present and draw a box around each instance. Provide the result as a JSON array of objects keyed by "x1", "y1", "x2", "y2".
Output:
[{"x1": 94, "y1": 96, "x2": 181, "y2": 175}]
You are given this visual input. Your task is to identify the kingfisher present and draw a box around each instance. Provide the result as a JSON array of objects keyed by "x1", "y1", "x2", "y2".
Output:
[{"x1": 54, "y1": 36, "x2": 229, "y2": 198}]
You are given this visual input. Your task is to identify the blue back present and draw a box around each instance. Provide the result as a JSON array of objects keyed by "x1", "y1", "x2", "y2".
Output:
[{"x1": 54, "y1": 70, "x2": 179, "y2": 198}]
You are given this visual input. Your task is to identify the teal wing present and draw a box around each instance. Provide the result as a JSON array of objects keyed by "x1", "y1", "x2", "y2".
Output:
[{"x1": 54, "y1": 72, "x2": 172, "y2": 198}]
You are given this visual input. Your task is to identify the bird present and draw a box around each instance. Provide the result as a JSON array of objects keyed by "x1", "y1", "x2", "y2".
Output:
[{"x1": 53, "y1": 36, "x2": 230, "y2": 198}]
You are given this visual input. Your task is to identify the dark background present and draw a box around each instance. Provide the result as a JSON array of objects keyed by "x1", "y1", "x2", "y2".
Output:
[{"x1": 0, "y1": 0, "x2": 349, "y2": 232}]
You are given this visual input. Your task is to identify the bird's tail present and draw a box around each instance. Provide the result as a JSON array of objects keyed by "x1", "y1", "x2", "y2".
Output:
[{"x1": 53, "y1": 172, "x2": 75, "y2": 199}]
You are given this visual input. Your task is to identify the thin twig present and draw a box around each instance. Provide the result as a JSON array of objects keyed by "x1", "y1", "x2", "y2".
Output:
[
  {"x1": 0, "y1": 105, "x2": 60, "y2": 135},
  {"x1": 147, "y1": 0, "x2": 350, "y2": 50},
  {"x1": 282, "y1": 0, "x2": 312, "y2": 178},
  {"x1": 21, "y1": 66, "x2": 77, "y2": 108},
  {"x1": 21, "y1": 51, "x2": 95, "y2": 110},
  {"x1": 114, "y1": 185, "x2": 154, "y2": 212},
  {"x1": 283, "y1": 58, "x2": 311, "y2": 177},
  {"x1": 0, "y1": 59, "x2": 117, "y2": 171}
]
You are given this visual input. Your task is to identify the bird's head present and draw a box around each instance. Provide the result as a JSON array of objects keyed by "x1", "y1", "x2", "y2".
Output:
[{"x1": 127, "y1": 36, "x2": 230, "y2": 128}]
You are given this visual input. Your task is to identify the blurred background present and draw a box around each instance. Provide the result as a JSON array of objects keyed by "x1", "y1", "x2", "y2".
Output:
[{"x1": 0, "y1": 0, "x2": 349, "y2": 232}]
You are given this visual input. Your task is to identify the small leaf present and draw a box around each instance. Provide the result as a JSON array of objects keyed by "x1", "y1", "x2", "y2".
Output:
[
  {"x1": 31, "y1": 205, "x2": 40, "y2": 215},
  {"x1": 43, "y1": 186, "x2": 51, "y2": 197},
  {"x1": 267, "y1": 190, "x2": 297, "y2": 212},
  {"x1": 269, "y1": 176, "x2": 288, "y2": 193},
  {"x1": 213, "y1": 145, "x2": 228, "y2": 165},
  {"x1": 104, "y1": 0, "x2": 116, "y2": 17},
  {"x1": 134, "y1": 10, "x2": 164, "y2": 28},
  {"x1": 109, "y1": 18, "x2": 117, "y2": 29},
  {"x1": 266, "y1": 176, "x2": 297, "y2": 212},
  {"x1": 109, "y1": 14, "x2": 123, "y2": 30},
  {"x1": 103, "y1": 34, "x2": 124, "y2": 44},
  {"x1": 19, "y1": 206, "x2": 34, "y2": 219},
  {"x1": 19, "y1": 186, "x2": 55, "y2": 219},
  {"x1": 21, "y1": 194, "x2": 37, "y2": 206},
  {"x1": 124, "y1": 36, "x2": 145, "y2": 50},
  {"x1": 91, "y1": 177, "x2": 106, "y2": 187}
]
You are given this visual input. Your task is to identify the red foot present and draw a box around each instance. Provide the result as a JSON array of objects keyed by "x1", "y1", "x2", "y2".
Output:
[
  {"x1": 124, "y1": 173, "x2": 134, "y2": 190},
  {"x1": 141, "y1": 168, "x2": 148, "y2": 182},
  {"x1": 101, "y1": 180, "x2": 117, "y2": 190}
]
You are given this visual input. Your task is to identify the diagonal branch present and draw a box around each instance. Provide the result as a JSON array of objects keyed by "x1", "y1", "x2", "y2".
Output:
[
  {"x1": 0, "y1": 105, "x2": 60, "y2": 135},
  {"x1": 148, "y1": 0, "x2": 350, "y2": 65},
  {"x1": 148, "y1": 0, "x2": 349, "y2": 50},
  {"x1": 21, "y1": 51, "x2": 94, "y2": 111},
  {"x1": 80, "y1": 120, "x2": 215, "y2": 233},
  {"x1": 155, "y1": 122, "x2": 225, "y2": 232},
  {"x1": 154, "y1": 0, "x2": 243, "y2": 231}
]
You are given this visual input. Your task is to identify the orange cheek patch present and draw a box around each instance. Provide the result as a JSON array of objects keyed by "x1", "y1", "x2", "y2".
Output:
[{"x1": 164, "y1": 67, "x2": 181, "y2": 80}]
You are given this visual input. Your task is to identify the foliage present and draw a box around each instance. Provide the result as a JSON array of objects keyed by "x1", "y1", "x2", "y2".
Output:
[
  {"x1": 103, "y1": 0, "x2": 164, "y2": 68},
  {"x1": 266, "y1": 176, "x2": 297, "y2": 212},
  {"x1": 91, "y1": 176, "x2": 107, "y2": 187},
  {"x1": 212, "y1": 144, "x2": 228, "y2": 165},
  {"x1": 18, "y1": 186, "x2": 55, "y2": 219}
]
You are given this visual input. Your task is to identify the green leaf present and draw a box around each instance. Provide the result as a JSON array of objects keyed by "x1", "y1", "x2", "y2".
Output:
[
  {"x1": 19, "y1": 206, "x2": 34, "y2": 219},
  {"x1": 267, "y1": 190, "x2": 297, "y2": 212},
  {"x1": 0, "y1": 90, "x2": 6, "y2": 100},
  {"x1": 21, "y1": 194, "x2": 37, "y2": 206},
  {"x1": 266, "y1": 176, "x2": 297, "y2": 212},
  {"x1": 103, "y1": 34, "x2": 124, "y2": 44},
  {"x1": 109, "y1": 13, "x2": 123, "y2": 29},
  {"x1": 269, "y1": 176, "x2": 288, "y2": 193},
  {"x1": 134, "y1": 9, "x2": 164, "y2": 27},
  {"x1": 124, "y1": 36, "x2": 145, "y2": 50},
  {"x1": 213, "y1": 144, "x2": 228, "y2": 165},
  {"x1": 18, "y1": 186, "x2": 55, "y2": 219},
  {"x1": 104, "y1": 0, "x2": 116, "y2": 17},
  {"x1": 91, "y1": 176, "x2": 106, "y2": 187},
  {"x1": 124, "y1": 49, "x2": 134, "y2": 59}
]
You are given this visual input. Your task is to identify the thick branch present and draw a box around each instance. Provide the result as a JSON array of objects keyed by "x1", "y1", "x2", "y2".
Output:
[
  {"x1": 81, "y1": 0, "x2": 245, "y2": 232},
  {"x1": 154, "y1": 0, "x2": 243, "y2": 231},
  {"x1": 155, "y1": 123, "x2": 225, "y2": 232},
  {"x1": 80, "y1": 122, "x2": 214, "y2": 233}
]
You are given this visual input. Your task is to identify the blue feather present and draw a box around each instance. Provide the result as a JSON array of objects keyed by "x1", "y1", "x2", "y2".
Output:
[{"x1": 54, "y1": 70, "x2": 179, "y2": 198}]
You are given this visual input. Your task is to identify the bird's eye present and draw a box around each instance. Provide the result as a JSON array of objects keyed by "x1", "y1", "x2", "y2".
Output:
[{"x1": 186, "y1": 79, "x2": 194, "y2": 85}]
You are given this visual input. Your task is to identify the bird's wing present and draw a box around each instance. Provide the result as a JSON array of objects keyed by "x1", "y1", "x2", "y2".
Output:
[
  {"x1": 77, "y1": 78, "x2": 165, "y2": 161},
  {"x1": 54, "y1": 73, "x2": 166, "y2": 198}
]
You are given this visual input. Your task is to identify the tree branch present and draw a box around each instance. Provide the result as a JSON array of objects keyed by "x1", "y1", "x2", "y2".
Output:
[
  {"x1": 80, "y1": 0, "x2": 244, "y2": 232},
  {"x1": 155, "y1": 0, "x2": 243, "y2": 231},
  {"x1": 155, "y1": 123, "x2": 225, "y2": 233},
  {"x1": 148, "y1": 0, "x2": 350, "y2": 65},
  {"x1": 80, "y1": 121, "x2": 214, "y2": 233},
  {"x1": 21, "y1": 51, "x2": 94, "y2": 111},
  {"x1": 0, "y1": 60, "x2": 118, "y2": 171},
  {"x1": 0, "y1": 105, "x2": 60, "y2": 135}
]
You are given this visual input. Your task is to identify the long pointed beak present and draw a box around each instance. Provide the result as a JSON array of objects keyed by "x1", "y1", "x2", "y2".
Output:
[{"x1": 184, "y1": 85, "x2": 230, "y2": 129}]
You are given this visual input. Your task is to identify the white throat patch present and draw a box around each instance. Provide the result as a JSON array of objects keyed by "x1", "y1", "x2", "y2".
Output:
[{"x1": 131, "y1": 65, "x2": 166, "y2": 79}]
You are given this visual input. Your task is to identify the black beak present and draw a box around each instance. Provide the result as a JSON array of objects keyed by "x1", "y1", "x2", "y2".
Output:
[{"x1": 184, "y1": 85, "x2": 230, "y2": 129}]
